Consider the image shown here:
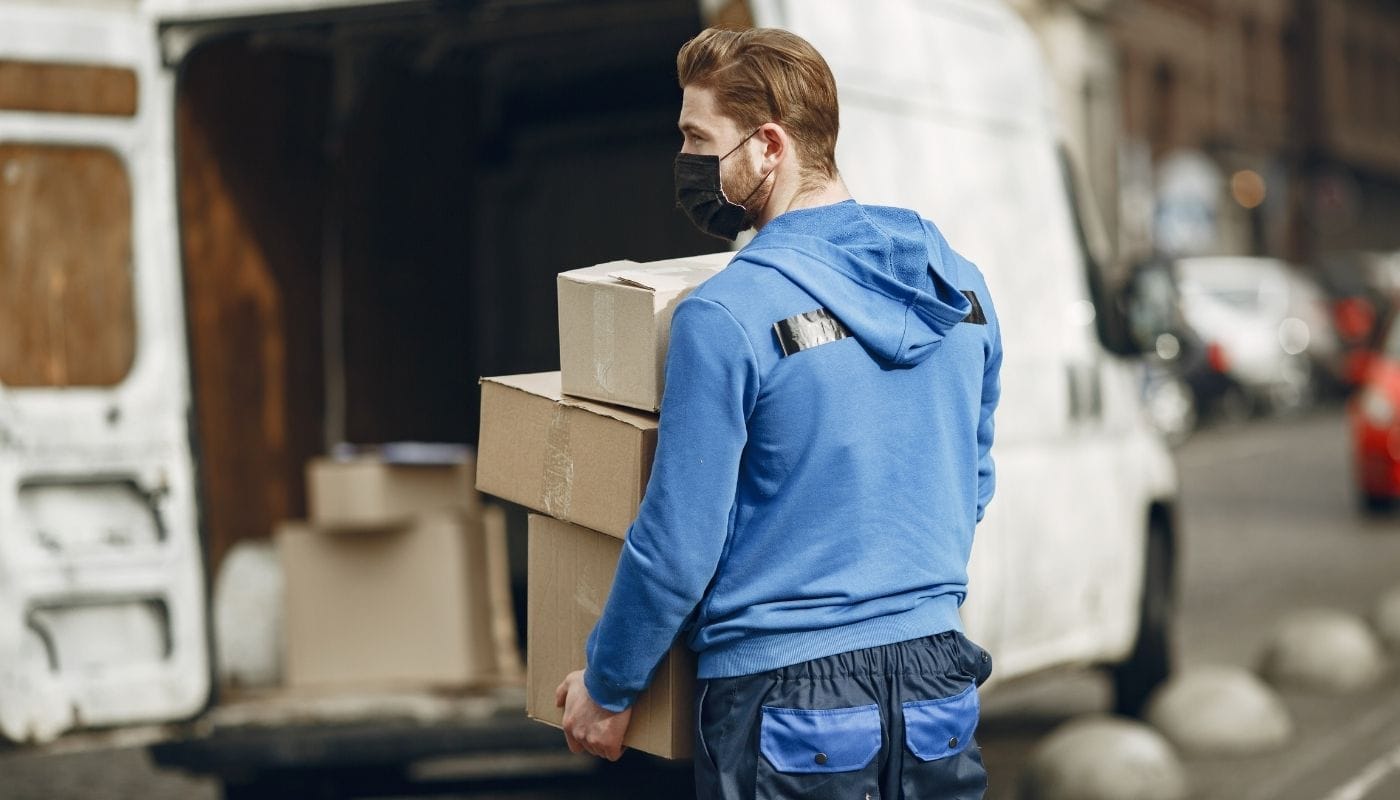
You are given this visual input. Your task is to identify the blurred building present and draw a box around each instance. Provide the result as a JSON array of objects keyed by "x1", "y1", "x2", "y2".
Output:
[{"x1": 1111, "y1": 0, "x2": 1400, "y2": 266}]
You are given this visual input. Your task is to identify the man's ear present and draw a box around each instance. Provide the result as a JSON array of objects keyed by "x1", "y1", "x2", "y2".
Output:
[{"x1": 756, "y1": 122, "x2": 787, "y2": 167}]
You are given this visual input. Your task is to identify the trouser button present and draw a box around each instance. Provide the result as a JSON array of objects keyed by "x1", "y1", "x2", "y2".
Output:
[{"x1": 814, "y1": 752, "x2": 828, "y2": 765}]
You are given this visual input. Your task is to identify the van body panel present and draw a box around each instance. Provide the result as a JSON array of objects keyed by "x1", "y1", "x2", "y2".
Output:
[
  {"x1": 0, "y1": 3, "x2": 209, "y2": 743},
  {"x1": 755, "y1": 0, "x2": 1176, "y2": 682}
]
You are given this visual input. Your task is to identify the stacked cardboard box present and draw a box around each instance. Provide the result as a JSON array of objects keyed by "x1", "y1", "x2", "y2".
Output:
[
  {"x1": 476, "y1": 252, "x2": 728, "y2": 759},
  {"x1": 278, "y1": 448, "x2": 521, "y2": 690}
]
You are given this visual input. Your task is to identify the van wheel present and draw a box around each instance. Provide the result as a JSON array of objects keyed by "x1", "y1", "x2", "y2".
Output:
[{"x1": 1110, "y1": 518, "x2": 1174, "y2": 717}]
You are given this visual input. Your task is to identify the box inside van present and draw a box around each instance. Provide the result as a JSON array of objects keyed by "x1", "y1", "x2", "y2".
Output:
[{"x1": 172, "y1": 1, "x2": 723, "y2": 573}]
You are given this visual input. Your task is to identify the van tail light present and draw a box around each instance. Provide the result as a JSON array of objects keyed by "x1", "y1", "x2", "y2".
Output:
[{"x1": 1206, "y1": 342, "x2": 1230, "y2": 374}]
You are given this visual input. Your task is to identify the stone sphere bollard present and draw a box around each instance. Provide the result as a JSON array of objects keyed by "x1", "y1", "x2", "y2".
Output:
[
  {"x1": 1144, "y1": 665, "x2": 1291, "y2": 756},
  {"x1": 1020, "y1": 715, "x2": 1188, "y2": 800},
  {"x1": 1373, "y1": 586, "x2": 1400, "y2": 652},
  {"x1": 1257, "y1": 609, "x2": 1387, "y2": 693}
]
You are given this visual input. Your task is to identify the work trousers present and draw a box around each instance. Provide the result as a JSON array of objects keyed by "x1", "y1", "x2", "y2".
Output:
[{"x1": 693, "y1": 631, "x2": 993, "y2": 800}]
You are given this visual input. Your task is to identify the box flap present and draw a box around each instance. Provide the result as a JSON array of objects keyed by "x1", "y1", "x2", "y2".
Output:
[
  {"x1": 608, "y1": 261, "x2": 725, "y2": 294},
  {"x1": 556, "y1": 259, "x2": 639, "y2": 286},
  {"x1": 480, "y1": 372, "x2": 658, "y2": 429}
]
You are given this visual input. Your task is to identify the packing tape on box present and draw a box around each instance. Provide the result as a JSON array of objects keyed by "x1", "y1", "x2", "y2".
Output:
[
  {"x1": 593, "y1": 290, "x2": 615, "y2": 392},
  {"x1": 542, "y1": 405, "x2": 575, "y2": 517}
]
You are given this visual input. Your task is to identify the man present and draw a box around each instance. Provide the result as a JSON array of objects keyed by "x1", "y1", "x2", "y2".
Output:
[{"x1": 555, "y1": 26, "x2": 1002, "y2": 799}]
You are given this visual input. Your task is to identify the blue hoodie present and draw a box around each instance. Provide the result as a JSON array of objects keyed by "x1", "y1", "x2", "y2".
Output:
[{"x1": 584, "y1": 200, "x2": 1002, "y2": 711}]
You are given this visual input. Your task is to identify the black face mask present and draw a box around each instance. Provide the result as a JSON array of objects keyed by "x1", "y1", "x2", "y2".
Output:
[{"x1": 674, "y1": 130, "x2": 772, "y2": 241}]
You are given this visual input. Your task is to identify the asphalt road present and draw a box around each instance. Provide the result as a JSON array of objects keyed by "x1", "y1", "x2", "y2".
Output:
[
  {"x1": 979, "y1": 406, "x2": 1400, "y2": 800},
  {"x1": 2, "y1": 406, "x2": 1398, "y2": 799}
]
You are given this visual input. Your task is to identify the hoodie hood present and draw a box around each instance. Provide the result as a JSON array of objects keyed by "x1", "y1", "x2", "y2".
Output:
[{"x1": 736, "y1": 200, "x2": 971, "y2": 366}]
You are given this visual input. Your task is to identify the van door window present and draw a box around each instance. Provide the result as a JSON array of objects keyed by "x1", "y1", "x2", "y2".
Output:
[
  {"x1": 0, "y1": 61, "x2": 138, "y2": 117},
  {"x1": 0, "y1": 143, "x2": 136, "y2": 387}
]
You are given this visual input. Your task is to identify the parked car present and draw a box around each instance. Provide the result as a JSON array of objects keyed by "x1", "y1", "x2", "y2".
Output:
[
  {"x1": 1175, "y1": 256, "x2": 1342, "y2": 415},
  {"x1": 1322, "y1": 250, "x2": 1400, "y2": 385},
  {"x1": 1318, "y1": 251, "x2": 1399, "y2": 386},
  {"x1": 1350, "y1": 310, "x2": 1400, "y2": 513},
  {"x1": 1126, "y1": 258, "x2": 1254, "y2": 442}
]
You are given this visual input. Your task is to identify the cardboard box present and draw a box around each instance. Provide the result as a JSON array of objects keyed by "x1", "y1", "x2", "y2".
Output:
[
  {"x1": 526, "y1": 514, "x2": 694, "y2": 759},
  {"x1": 476, "y1": 372, "x2": 656, "y2": 539},
  {"x1": 277, "y1": 511, "x2": 501, "y2": 689},
  {"x1": 307, "y1": 447, "x2": 478, "y2": 531},
  {"x1": 558, "y1": 252, "x2": 730, "y2": 412}
]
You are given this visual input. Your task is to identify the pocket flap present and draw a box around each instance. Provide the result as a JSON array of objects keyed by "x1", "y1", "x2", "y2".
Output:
[
  {"x1": 759, "y1": 703, "x2": 882, "y2": 774},
  {"x1": 902, "y1": 684, "x2": 980, "y2": 762}
]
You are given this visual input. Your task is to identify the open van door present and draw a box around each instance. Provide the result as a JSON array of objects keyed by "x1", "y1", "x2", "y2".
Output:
[{"x1": 0, "y1": 3, "x2": 208, "y2": 743}]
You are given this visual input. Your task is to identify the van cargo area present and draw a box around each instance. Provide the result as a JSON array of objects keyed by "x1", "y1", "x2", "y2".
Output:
[
  {"x1": 155, "y1": 3, "x2": 718, "y2": 794},
  {"x1": 173, "y1": 1, "x2": 720, "y2": 575}
]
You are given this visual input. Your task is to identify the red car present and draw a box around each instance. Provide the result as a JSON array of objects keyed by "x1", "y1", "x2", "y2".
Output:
[{"x1": 1350, "y1": 313, "x2": 1400, "y2": 511}]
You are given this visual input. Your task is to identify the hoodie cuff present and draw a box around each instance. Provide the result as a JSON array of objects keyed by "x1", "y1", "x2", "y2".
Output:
[{"x1": 583, "y1": 670, "x2": 638, "y2": 713}]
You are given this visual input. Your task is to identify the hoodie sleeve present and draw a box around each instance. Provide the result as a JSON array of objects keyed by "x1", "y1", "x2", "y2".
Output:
[
  {"x1": 976, "y1": 292, "x2": 1003, "y2": 523},
  {"x1": 583, "y1": 295, "x2": 759, "y2": 711}
]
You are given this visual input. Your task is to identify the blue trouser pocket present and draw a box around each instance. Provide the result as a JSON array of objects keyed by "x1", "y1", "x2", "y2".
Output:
[
  {"x1": 899, "y1": 683, "x2": 985, "y2": 798},
  {"x1": 757, "y1": 703, "x2": 883, "y2": 799}
]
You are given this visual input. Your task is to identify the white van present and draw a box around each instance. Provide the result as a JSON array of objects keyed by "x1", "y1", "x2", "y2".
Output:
[
  {"x1": 0, "y1": 0, "x2": 1175, "y2": 784},
  {"x1": 766, "y1": 0, "x2": 1179, "y2": 710}
]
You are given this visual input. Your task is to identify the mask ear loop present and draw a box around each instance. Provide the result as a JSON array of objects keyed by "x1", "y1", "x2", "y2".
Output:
[
  {"x1": 721, "y1": 128, "x2": 761, "y2": 161},
  {"x1": 721, "y1": 127, "x2": 775, "y2": 213}
]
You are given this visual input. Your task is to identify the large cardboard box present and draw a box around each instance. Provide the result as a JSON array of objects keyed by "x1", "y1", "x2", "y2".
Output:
[
  {"x1": 557, "y1": 252, "x2": 730, "y2": 412},
  {"x1": 526, "y1": 514, "x2": 694, "y2": 759},
  {"x1": 476, "y1": 372, "x2": 656, "y2": 539},
  {"x1": 277, "y1": 511, "x2": 502, "y2": 689},
  {"x1": 307, "y1": 445, "x2": 478, "y2": 530}
]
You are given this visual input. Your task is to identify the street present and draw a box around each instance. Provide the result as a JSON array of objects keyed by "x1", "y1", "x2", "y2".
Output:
[
  {"x1": 979, "y1": 405, "x2": 1400, "y2": 800},
  {"x1": 2, "y1": 406, "x2": 1399, "y2": 799}
]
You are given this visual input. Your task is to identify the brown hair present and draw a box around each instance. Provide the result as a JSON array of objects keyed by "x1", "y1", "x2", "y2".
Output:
[{"x1": 677, "y1": 27, "x2": 840, "y2": 184}]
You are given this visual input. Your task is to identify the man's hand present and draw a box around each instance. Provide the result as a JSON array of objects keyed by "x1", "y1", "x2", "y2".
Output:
[{"x1": 555, "y1": 670, "x2": 633, "y2": 761}]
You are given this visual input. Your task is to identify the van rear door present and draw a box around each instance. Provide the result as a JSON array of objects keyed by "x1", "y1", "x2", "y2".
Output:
[{"x1": 0, "y1": 3, "x2": 208, "y2": 743}]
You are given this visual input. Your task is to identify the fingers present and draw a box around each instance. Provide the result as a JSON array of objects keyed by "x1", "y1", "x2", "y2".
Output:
[
  {"x1": 558, "y1": 677, "x2": 630, "y2": 762},
  {"x1": 563, "y1": 726, "x2": 583, "y2": 755}
]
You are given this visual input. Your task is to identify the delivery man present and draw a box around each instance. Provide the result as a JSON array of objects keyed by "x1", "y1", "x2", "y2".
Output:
[{"x1": 555, "y1": 26, "x2": 1002, "y2": 799}]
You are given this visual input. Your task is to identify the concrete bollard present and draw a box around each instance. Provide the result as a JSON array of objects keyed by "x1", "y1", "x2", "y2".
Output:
[
  {"x1": 1373, "y1": 586, "x2": 1400, "y2": 652},
  {"x1": 1145, "y1": 665, "x2": 1291, "y2": 756},
  {"x1": 1257, "y1": 609, "x2": 1387, "y2": 693},
  {"x1": 1020, "y1": 715, "x2": 1188, "y2": 800}
]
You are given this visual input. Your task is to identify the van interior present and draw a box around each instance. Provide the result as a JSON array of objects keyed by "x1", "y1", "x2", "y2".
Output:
[{"x1": 173, "y1": 2, "x2": 722, "y2": 613}]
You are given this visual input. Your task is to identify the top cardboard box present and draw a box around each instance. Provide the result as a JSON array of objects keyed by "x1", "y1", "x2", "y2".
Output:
[{"x1": 558, "y1": 251, "x2": 731, "y2": 412}]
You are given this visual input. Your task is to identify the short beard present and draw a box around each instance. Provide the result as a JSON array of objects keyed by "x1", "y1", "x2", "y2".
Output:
[{"x1": 721, "y1": 152, "x2": 773, "y2": 233}]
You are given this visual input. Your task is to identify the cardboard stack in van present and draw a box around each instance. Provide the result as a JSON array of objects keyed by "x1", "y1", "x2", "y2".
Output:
[
  {"x1": 476, "y1": 251, "x2": 730, "y2": 759},
  {"x1": 276, "y1": 443, "x2": 521, "y2": 690}
]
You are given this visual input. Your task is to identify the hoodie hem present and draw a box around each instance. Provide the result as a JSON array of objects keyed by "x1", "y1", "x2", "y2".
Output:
[{"x1": 695, "y1": 595, "x2": 964, "y2": 679}]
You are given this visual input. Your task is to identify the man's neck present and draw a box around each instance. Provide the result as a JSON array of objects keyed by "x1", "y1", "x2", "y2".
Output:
[{"x1": 755, "y1": 173, "x2": 853, "y2": 230}]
